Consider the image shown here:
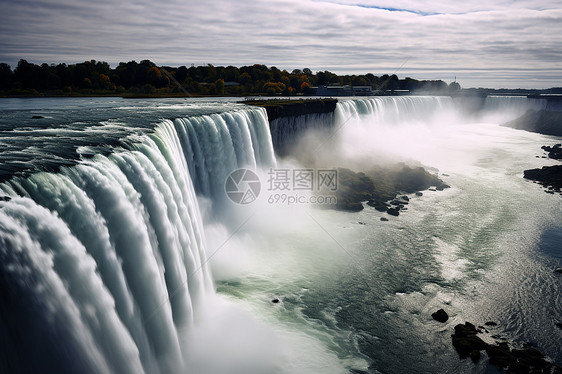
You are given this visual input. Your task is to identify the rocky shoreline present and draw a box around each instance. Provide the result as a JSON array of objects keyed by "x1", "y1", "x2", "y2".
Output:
[
  {"x1": 327, "y1": 163, "x2": 449, "y2": 213},
  {"x1": 502, "y1": 110, "x2": 562, "y2": 137},
  {"x1": 524, "y1": 144, "x2": 562, "y2": 194}
]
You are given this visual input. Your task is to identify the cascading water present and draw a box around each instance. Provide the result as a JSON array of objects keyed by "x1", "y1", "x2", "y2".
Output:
[
  {"x1": 479, "y1": 95, "x2": 548, "y2": 123},
  {"x1": 0, "y1": 105, "x2": 275, "y2": 374},
  {"x1": 170, "y1": 109, "x2": 276, "y2": 201},
  {"x1": 1, "y1": 96, "x2": 561, "y2": 374},
  {"x1": 335, "y1": 96, "x2": 456, "y2": 126}
]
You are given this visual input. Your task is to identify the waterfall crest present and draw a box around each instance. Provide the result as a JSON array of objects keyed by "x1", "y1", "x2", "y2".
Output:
[{"x1": 0, "y1": 106, "x2": 275, "y2": 374}]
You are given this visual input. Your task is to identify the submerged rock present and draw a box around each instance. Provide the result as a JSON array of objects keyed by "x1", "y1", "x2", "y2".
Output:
[
  {"x1": 271, "y1": 298, "x2": 280, "y2": 304},
  {"x1": 431, "y1": 309, "x2": 449, "y2": 323},
  {"x1": 380, "y1": 217, "x2": 389, "y2": 222},
  {"x1": 415, "y1": 192, "x2": 423, "y2": 196},
  {"x1": 31, "y1": 115, "x2": 44, "y2": 119}
]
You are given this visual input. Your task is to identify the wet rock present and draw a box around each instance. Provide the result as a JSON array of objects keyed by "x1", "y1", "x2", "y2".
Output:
[
  {"x1": 542, "y1": 144, "x2": 562, "y2": 160},
  {"x1": 367, "y1": 200, "x2": 388, "y2": 212},
  {"x1": 0, "y1": 196, "x2": 11, "y2": 202},
  {"x1": 554, "y1": 268, "x2": 562, "y2": 274},
  {"x1": 380, "y1": 217, "x2": 389, "y2": 222},
  {"x1": 431, "y1": 309, "x2": 449, "y2": 323},
  {"x1": 556, "y1": 322, "x2": 562, "y2": 330},
  {"x1": 484, "y1": 321, "x2": 498, "y2": 327},
  {"x1": 524, "y1": 165, "x2": 562, "y2": 191},
  {"x1": 31, "y1": 115, "x2": 44, "y2": 119},
  {"x1": 387, "y1": 207, "x2": 400, "y2": 216},
  {"x1": 415, "y1": 192, "x2": 423, "y2": 196},
  {"x1": 469, "y1": 349, "x2": 481, "y2": 363},
  {"x1": 450, "y1": 321, "x2": 562, "y2": 373},
  {"x1": 486, "y1": 342, "x2": 512, "y2": 368},
  {"x1": 451, "y1": 322, "x2": 487, "y2": 359},
  {"x1": 271, "y1": 298, "x2": 280, "y2": 304}
]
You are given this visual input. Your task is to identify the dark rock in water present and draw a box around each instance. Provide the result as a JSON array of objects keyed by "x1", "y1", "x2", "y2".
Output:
[
  {"x1": 542, "y1": 144, "x2": 562, "y2": 160},
  {"x1": 524, "y1": 165, "x2": 562, "y2": 191},
  {"x1": 329, "y1": 165, "x2": 448, "y2": 213},
  {"x1": 415, "y1": 192, "x2": 423, "y2": 196},
  {"x1": 31, "y1": 115, "x2": 44, "y2": 119},
  {"x1": 367, "y1": 200, "x2": 388, "y2": 212},
  {"x1": 358, "y1": 222, "x2": 366, "y2": 225},
  {"x1": 442, "y1": 173, "x2": 450, "y2": 177},
  {"x1": 432, "y1": 309, "x2": 449, "y2": 323},
  {"x1": 451, "y1": 322, "x2": 487, "y2": 359},
  {"x1": 451, "y1": 321, "x2": 562, "y2": 373},
  {"x1": 469, "y1": 349, "x2": 481, "y2": 363},
  {"x1": 387, "y1": 207, "x2": 400, "y2": 216},
  {"x1": 556, "y1": 322, "x2": 562, "y2": 330},
  {"x1": 554, "y1": 267, "x2": 562, "y2": 274},
  {"x1": 484, "y1": 321, "x2": 498, "y2": 327},
  {"x1": 429, "y1": 188, "x2": 436, "y2": 191},
  {"x1": 380, "y1": 217, "x2": 389, "y2": 222},
  {"x1": 486, "y1": 342, "x2": 511, "y2": 369},
  {"x1": 0, "y1": 196, "x2": 11, "y2": 202},
  {"x1": 271, "y1": 298, "x2": 280, "y2": 304}
]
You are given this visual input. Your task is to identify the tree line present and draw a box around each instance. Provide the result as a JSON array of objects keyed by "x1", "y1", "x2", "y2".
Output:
[{"x1": 0, "y1": 59, "x2": 460, "y2": 97}]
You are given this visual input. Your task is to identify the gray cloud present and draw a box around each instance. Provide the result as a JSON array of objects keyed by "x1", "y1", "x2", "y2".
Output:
[{"x1": 0, "y1": 0, "x2": 560, "y2": 88}]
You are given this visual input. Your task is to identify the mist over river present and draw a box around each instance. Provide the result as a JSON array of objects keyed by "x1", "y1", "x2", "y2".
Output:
[{"x1": 1, "y1": 96, "x2": 560, "y2": 373}]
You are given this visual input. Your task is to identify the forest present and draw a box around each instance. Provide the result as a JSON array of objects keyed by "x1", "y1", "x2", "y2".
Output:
[{"x1": 0, "y1": 59, "x2": 460, "y2": 97}]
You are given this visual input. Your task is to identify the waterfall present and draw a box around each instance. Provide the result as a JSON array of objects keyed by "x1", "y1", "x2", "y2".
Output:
[
  {"x1": 335, "y1": 96, "x2": 455, "y2": 126},
  {"x1": 0, "y1": 106, "x2": 276, "y2": 374},
  {"x1": 480, "y1": 95, "x2": 548, "y2": 123},
  {"x1": 169, "y1": 108, "x2": 276, "y2": 199},
  {"x1": 269, "y1": 112, "x2": 334, "y2": 156}
]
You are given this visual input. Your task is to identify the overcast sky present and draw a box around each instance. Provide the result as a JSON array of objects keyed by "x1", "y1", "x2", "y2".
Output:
[{"x1": 1, "y1": 0, "x2": 560, "y2": 88}]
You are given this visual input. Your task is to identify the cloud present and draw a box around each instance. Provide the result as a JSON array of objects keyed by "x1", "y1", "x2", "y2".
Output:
[{"x1": 0, "y1": 0, "x2": 560, "y2": 88}]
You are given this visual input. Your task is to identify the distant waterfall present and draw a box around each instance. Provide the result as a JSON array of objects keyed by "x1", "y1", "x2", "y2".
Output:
[
  {"x1": 335, "y1": 96, "x2": 455, "y2": 125},
  {"x1": 0, "y1": 107, "x2": 276, "y2": 374},
  {"x1": 480, "y1": 96, "x2": 548, "y2": 122}
]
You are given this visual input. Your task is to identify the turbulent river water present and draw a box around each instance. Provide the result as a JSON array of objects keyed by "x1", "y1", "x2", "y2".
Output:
[{"x1": 0, "y1": 96, "x2": 560, "y2": 374}]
